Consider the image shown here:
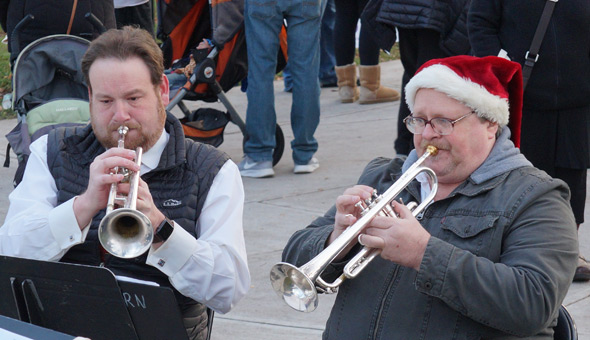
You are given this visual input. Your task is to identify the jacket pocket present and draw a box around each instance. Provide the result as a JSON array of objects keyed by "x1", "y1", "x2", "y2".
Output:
[{"x1": 440, "y1": 215, "x2": 498, "y2": 256}]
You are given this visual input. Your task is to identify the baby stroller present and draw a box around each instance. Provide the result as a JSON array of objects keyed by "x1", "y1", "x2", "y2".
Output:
[
  {"x1": 159, "y1": 0, "x2": 286, "y2": 166},
  {"x1": 4, "y1": 14, "x2": 91, "y2": 186}
]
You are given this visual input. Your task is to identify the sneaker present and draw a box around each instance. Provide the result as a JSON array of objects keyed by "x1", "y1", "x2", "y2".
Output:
[
  {"x1": 574, "y1": 255, "x2": 590, "y2": 282},
  {"x1": 294, "y1": 158, "x2": 319, "y2": 174},
  {"x1": 238, "y1": 156, "x2": 274, "y2": 178}
]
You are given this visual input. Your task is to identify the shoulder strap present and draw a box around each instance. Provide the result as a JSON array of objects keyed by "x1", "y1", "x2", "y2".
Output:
[
  {"x1": 522, "y1": 0, "x2": 558, "y2": 90},
  {"x1": 66, "y1": 0, "x2": 79, "y2": 35}
]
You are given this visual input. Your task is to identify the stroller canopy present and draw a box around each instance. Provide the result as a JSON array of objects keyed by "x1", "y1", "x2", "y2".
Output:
[{"x1": 12, "y1": 34, "x2": 90, "y2": 116}]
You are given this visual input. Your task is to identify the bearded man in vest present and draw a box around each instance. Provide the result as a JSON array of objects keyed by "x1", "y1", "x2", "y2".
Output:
[{"x1": 0, "y1": 26, "x2": 250, "y2": 340}]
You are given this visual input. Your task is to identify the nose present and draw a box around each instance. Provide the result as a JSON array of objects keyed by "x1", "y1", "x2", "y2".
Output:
[
  {"x1": 420, "y1": 121, "x2": 441, "y2": 140},
  {"x1": 112, "y1": 100, "x2": 131, "y2": 123}
]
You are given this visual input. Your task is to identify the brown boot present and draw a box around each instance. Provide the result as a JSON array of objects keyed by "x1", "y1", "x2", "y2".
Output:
[
  {"x1": 358, "y1": 64, "x2": 401, "y2": 104},
  {"x1": 335, "y1": 63, "x2": 359, "y2": 103}
]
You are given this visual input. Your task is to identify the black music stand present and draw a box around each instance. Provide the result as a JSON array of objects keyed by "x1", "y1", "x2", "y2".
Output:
[
  {"x1": 0, "y1": 255, "x2": 189, "y2": 340},
  {"x1": 0, "y1": 314, "x2": 75, "y2": 339}
]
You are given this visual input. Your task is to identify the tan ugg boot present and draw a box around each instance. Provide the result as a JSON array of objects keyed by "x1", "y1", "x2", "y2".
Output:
[
  {"x1": 358, "y1": 64, "x2": 401, "y2": 104},
  {"x1": 335, "y1": 63, "x2": 359, "y2": 103}
]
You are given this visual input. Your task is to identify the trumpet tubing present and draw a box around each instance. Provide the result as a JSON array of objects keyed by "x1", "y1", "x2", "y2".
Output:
[
  {"x1": 98, "y1": 126, "x2": 154, "y2": 259},
  {"x1": 270, "y1": 146, "x2": 438, "y2": 312}
]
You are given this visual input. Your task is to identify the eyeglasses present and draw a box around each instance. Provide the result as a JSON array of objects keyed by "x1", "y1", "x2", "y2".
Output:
[{"x1": 403, "y1": 111, "x2": 475, "y2": 135}]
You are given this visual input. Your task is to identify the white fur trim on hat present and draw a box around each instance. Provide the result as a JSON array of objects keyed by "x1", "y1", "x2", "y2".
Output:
[{"x1": 405, "y1": 64, "x2": 510, "y2": 126}]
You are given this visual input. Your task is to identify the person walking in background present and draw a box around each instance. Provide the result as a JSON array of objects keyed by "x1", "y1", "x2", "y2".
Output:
[
  {"x1": 240, "y1": 0, "x2": 322, "y2": 178},
  {"x1": 114, "y1": 0, "x2": 154, "y2": 37},
  {"x1": 469, "y1": 0, "x2": 590, "y2": 282},
  {"x1": 283, "y1": 0, "x2": 337, "y2": 92},
  {"x1": 333, "y1": 0, "x2": 400, "y2": 105},
  {"x1": 363, "y1": 0, "x2": 471, "y2": 155}
]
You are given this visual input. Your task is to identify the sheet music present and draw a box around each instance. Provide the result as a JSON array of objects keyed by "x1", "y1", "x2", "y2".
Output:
[
  {"x1": 116, "y1": 275, "x2": 160, "y2": 287},
  {"x1": 0, "y1": 328, "x2": 34, "y2": 340}
]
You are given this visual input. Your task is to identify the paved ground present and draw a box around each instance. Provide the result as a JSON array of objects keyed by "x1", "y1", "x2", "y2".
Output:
[{"x1": 0, "y1": 59, "x2": 588, "y2": 339}]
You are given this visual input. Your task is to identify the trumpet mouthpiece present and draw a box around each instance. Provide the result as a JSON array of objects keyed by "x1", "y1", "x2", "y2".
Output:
[{"x1": 426, "y1": 145, "x2": 438, "y2": 156}]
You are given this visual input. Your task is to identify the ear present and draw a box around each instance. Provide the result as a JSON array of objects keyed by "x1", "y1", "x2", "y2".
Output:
[
  {"x1": 158, "y1": 74, "x2": 170, "y2": 107},
  {"x1": 487, "y1": 120, "x2": 499, "y2": 139}
]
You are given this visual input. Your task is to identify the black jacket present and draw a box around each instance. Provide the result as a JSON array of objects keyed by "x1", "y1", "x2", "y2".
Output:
[
  {"x1": 1, "y1": 0, "x2": 115, "y2": 57},
  {"x1": 468, "y1": 0, "x2": 590, "y2": 110},
  {"x1": 363, "y1": 0, "x2": 471, "y2": 55}
]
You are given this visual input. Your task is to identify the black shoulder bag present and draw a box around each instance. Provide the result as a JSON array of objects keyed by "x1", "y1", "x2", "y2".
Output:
[{"x1": 522, "y1": 0, "x2": 558, "y2": 90}]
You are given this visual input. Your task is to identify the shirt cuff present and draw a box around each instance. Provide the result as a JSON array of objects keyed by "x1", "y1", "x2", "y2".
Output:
[
  {"x1": 146, "y1": 222, "x2": 199, "y2": 276},
  {"x1": 48, "y1": 197, "x2": 90, "y2": 250}
]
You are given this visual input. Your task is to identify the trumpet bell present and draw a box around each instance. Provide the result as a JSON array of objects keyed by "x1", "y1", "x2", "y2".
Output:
[
  {"x1": 98, "y1": 208, "x2": 154, "y2": 259},
  {"x1": 270, "y1": 262, "x2": 318, "y2": 312}
]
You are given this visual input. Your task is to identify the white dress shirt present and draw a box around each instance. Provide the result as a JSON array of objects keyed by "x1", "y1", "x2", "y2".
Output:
[{"x1": 0, "y1": 130, "x2": 250, "y2": 314}]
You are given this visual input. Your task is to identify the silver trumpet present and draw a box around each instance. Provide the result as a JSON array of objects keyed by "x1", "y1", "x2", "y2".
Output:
[
  {"x1": 98, "y1": 126, "x2": 153, "y2": 259},
  {"x1": 270, "y1": 145, "x2": 438, "y2": 312}
]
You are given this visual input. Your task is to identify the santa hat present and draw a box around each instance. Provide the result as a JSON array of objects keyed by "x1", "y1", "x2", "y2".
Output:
[{"x1": 405, "y1": 55, "x2": 523, "y2": 147}]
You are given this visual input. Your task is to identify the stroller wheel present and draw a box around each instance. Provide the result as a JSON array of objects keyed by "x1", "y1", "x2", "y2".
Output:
[
  {"x1": 272, "y1": 124, "x2": 285, "y2": 166},
  {"x1": 242, "y1": 123, "x2": 285, "y2": 167}
]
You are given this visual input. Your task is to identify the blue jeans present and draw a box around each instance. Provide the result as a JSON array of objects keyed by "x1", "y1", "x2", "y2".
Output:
[
  {"x1": 283, "y1": 0, "x2": 336, "y2": 90},
  {"x1": 319, "y1": 0, "x2": 336, "y2": 85},
  {"x1": 245, "y1": 0, "x2": 321, "y2": 165}
]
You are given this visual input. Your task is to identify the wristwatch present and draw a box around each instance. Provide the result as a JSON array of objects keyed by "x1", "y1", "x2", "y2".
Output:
[{"x1": 153, "y1": 218, "x2": 174, "y2": 243}]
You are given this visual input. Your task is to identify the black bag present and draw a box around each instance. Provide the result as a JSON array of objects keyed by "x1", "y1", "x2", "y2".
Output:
[{"x1": 180, "y1": 108, "x2": 230, "y2": 148}]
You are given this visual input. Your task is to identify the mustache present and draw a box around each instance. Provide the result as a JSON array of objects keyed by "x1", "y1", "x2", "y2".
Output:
[
  {"x1": 108, "y1": 122, "x2": 142, "y2": 132},
  {"x1": 419, "y1": 140, "x2": 449, "y2": 151}
]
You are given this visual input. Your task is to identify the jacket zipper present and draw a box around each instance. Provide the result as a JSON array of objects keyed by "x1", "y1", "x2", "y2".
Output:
[{"x1": 372, "y1": 265, "x2": 400, "y2": 339}]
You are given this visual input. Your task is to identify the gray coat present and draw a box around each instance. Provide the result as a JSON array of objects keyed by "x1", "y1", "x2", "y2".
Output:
[{"x1": 282, "y1": 128, "x2": 578, "y2": 339}]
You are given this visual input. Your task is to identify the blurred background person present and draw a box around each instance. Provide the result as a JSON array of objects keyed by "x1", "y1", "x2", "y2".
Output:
[
  {"x1": 114, "y1": 0, "x2": 154, "y2": 37},
  {"x1": 240, "y1": 0, "x2": 322, "y2": 178},
  {"x1": 333, "y1": 0, "x2": 400, "y2": 105},
  {"x1": 469, "y1": 0, "x2": 590, "y2": 282}
]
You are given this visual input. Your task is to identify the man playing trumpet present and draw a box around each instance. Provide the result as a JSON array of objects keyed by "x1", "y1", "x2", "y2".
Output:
[
  {"x1": 0, "y1": 27, "x2": 250, "y2": 340},
  {"x1": 281, "y1": 56, "x2": 578, "y2": 338}
]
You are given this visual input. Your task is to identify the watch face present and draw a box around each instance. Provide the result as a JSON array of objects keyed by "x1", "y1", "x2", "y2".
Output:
[{"x1": 156, "y1": 219, "x2": 174, "y2": 242}]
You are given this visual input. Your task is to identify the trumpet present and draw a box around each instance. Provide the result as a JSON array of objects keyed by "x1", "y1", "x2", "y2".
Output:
[
  {"x1": 270, "y1": 146, "x2": 438, "y2": 312},
  {"x1": 98, "y1": 126, "x2": 154, "y2": 259}
]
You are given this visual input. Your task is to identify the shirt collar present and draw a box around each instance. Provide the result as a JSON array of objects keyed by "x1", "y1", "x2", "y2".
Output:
[{"x1": 140, "y1": 128, "x2": 169, "y2": 175}]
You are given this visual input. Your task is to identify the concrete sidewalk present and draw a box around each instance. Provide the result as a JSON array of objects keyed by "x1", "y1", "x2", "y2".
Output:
[{"x1": 0, "y1": 59, "x2": 588, "y2": 339}]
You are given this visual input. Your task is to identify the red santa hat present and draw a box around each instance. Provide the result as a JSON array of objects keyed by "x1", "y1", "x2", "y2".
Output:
[{"x1": 405, "y1": 55, "x2": 523, "y2": 147}]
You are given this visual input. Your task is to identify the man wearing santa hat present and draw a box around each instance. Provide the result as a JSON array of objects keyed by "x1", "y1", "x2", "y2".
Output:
[{"x1": 280, "y1": 55, "x2": 578, "y2": 339}]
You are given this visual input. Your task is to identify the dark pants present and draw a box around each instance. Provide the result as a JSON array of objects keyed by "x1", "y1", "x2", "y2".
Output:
[
  {"x1": 394, "y1": 28, "x2": 450, "y2": 155},
  {"x1": 520, "y1": 105, "x2": 590, "y2": 224},
  {"x1": 333, "y1": 0, "x2": 379, "y2": 66},
  {"x1": 115, "y1": 1, "x2": 154, "y2": 37}
]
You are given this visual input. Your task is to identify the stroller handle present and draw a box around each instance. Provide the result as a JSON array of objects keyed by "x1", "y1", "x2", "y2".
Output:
[
  {"x1": 85, "y1": 13, "x2": 107, "y2": 35},
  {"x1": 10, "y1": 14, "x2": 35, "y2": 63}
]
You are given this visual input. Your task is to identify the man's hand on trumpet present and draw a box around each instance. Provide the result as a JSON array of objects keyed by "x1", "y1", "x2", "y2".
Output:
[
  {"x1": 360, "y1": 200, "x2": 431, "y2": 271},
  {"x1": 73, "y1": 147, "x2": 140, "y2": 229},
  {"x1": 328, "y1": 185, "x2": 374, "y2": 261}
]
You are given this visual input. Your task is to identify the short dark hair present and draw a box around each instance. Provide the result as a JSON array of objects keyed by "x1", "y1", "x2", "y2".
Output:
[{"x1": 81, "y1": 26, "x2": 164, "y2": 90}]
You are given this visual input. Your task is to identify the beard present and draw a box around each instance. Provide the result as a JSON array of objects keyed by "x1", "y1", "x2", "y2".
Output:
[{"x1": 91, "y1": 95, "x2": 167, "y2": 151}]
